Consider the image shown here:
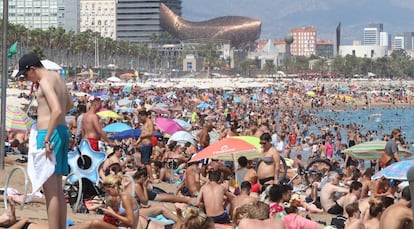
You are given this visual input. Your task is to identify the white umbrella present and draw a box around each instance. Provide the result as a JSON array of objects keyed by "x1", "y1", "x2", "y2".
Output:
[
  {"x1": 41, "y1": 59, "x2": 62, "y2": 71},
  {"x1": 167, "y1": 131, "x2": 196, "y2": 146},
  {"x1": 106, "y1": 76, "x2": 121, "y2": 82}
]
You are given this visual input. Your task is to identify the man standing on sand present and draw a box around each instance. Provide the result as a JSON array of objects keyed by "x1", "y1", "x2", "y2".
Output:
[
  {"x1": 134, "y1": 110, "x2": 154, "y2": 179},
  {"x1": 17, "y1": 53, "x2": 72, "y2": 229},
  {"x1": 81, "y1": 97, "x2": 112, "y2": 151}
]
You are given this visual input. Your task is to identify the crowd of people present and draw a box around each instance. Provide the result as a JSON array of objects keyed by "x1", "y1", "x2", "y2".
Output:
[{"x1": 3, "y1": 54, "x2": 414, "y2": 228}]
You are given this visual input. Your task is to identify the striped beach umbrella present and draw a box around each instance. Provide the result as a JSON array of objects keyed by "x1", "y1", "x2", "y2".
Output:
[
  {"x1": 5, "y1": 105, "x2": 33, "y2": 132},
  {"x1": 343, "y1": 140, "x2": 412, "y2": 160}
]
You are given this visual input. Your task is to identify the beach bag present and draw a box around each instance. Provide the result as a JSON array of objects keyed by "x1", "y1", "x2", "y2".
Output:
[
  {"x1": 379, "y1": 153, "x2": 392, "y2": 168},
  {"x1": 330, "y1": 215, "x2": 347, "y2": 229}
]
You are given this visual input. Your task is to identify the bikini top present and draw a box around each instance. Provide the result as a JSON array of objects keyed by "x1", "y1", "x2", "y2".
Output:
[
  {"x1": 261, "y1": 157, "x2": 274, "y2": 163},
  {"x1": 118, "y1": 198, "x2": 139, "y2": 216}
]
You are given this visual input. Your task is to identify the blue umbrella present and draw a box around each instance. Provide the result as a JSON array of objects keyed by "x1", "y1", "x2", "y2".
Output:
[
  {"x1": 372, "y1": 160, "x2": 414, "y2": 181},
  {"x1": 173, "y1": 118, "x2": 192, "y2": 129},
  {"x1": 103, "y1": 123, "x2": 133, "y2": 133},
  {"x1": 197, "y1": 103, "x2": 212, "y2": 109},
  {"x1": 110, "y1": 129, "x2": 142, "y2": 140},
  {"x1": 118, "y1": 98, "x2": 132, "y2": 106}
]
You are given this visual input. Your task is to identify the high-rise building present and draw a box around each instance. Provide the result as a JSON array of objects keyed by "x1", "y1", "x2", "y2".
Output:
[
  {"x1": 379, "y1": 32, "x2": 391, "y2": 49},
  {"x1": 363, "y1": 23, "x2": 383, "y2": 45},
  {"x1": 393, "y1": 36, "x2": 404, "y2": 50},
  {"x1": 403, "y1": 32, "x2": 414, "y2": 50},
  {"x1": 58, "y1": 0, "x2": 80, "y2": 32},
  {"x1": 80, "y1": 0, "x2": 117, "y2": 39},
  {"x1": 117, "y1": 0, "x2": 182, "y2": 43},
  {"x1": 290, "y1": 27, "x2": 316, "y2": 57},
  {"x1": 1, "y1": 0, "x2": 80, "y2": 32}
]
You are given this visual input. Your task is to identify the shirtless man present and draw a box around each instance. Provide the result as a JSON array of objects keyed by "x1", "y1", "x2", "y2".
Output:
[
  {"x1": 339, "y1": 181, "x2": 362, "y2": 217},
  {"x1": 256, "y1": 133, "x2": 281, "y2": 190},
  {"x1": 230, "y1": 181, "x2": 257, "y2": 218},
  {"x1": 196, "y1": 170, "x2": 232, "y2": 224},
  {"x1": 360, "y1": 168, "x2": 374, "y2": 198},
  {"x1": 176, "y1": 161, "x2": 201, "y2": 197},
  {"x1": 81, "y1": 97, "x2": 112, "y2": 151},
  {"x1": 380, "y1": 204, "x2": 413, "y2": 229},
  {"x1": 320, "y1": 171, "x2": 349, "y2": 215},
  {"x1": 17, "y1": 53, "x2": 72, "y2": 229},
  {"x1": 134, "y1": 110, "x2": 154, "y2": 179},
  {"x1": 197, "y1": 123, "x2": 213, "y2": 177}
]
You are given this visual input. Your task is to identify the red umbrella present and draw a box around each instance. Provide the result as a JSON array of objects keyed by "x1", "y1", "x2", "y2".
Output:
[
  {"x1": 190, "y1": 137, "x2": 261, "y2": 162},
  {"x1": 155, "y1": 117, "x2": 184, "y2": 135}
]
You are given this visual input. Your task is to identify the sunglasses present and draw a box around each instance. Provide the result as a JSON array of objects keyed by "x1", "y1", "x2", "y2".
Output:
[{"x1": 260, "y1": 141, "x2": 268, "y2": 145}]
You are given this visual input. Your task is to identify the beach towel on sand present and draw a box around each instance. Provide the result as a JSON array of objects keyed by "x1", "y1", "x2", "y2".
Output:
[{"x1": 27, "y1": 124, "x2": 56, "y2": 200}]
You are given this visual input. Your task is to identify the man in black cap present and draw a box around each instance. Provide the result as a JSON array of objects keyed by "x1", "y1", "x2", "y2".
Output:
[{"x1": 17, "y1": 53, "x2": 72, "y2": 229}]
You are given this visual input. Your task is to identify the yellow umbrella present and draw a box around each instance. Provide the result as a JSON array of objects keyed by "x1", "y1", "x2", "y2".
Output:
[
  {"x1": 305, "y1": 90, "x2": 316, "y2": 97},
  {"x1": 97, "y1": 110, "x2": 121, "y2": 119}
]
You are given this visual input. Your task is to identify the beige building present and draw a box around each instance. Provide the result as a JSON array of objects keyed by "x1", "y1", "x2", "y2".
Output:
[{"x1": 80, "y1": 0, "x2": 117, "y2": 39}]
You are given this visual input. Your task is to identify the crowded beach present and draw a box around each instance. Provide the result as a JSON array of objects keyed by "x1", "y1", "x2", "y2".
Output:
[{"x1": 1, "y1": 68, "x2": 414, "y2": 229}]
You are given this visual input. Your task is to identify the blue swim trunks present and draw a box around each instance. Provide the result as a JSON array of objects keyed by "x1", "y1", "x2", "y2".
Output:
[{"x1": 37, "y1": 125, "x2": 70, "y2": 175}]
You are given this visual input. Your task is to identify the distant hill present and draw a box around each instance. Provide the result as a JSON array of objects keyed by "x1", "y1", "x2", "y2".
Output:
[{"x1": 182, "y1": 0, "x2": 414, "y2": 44}]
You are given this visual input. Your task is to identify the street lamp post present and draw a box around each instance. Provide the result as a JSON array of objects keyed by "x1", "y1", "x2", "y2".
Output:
[{"x1": 1, "y1": 0, "x2": 9, "y2": 170}]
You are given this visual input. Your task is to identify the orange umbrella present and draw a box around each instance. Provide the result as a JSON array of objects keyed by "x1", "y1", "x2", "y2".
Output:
[{"x1": 120, "y1": 73, "x2": 135, "y2": 79}]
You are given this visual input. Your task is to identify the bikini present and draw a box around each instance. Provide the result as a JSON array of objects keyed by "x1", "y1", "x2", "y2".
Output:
[
  {"x1": 117, "y1": 198, "x2": 139, "y2": 229},
  {"x1": 257, "y1": 157, "x2": 275, "y2": 185}
]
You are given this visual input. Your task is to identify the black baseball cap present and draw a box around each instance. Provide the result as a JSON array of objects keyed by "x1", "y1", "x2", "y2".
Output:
[{"x1": 16, "y1": 54, "x2": 42, "y2": 79}]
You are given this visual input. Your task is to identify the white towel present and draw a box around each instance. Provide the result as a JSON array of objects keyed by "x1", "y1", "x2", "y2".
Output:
[{"x1": 27, "y1": 124, "x2": 56, "y2": 200}]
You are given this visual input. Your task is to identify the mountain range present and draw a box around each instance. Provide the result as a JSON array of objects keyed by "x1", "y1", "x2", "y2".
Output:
[{"x1": 182, "y1": 0, "x2": 414, "y2": 44}]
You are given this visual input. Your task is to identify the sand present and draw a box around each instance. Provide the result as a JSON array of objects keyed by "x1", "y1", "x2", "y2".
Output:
[{"x1": 0, "y1": 155, "x2": 337, "y2": 227}]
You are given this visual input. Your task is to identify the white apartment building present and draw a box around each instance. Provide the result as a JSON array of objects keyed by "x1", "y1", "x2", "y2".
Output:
[
  {"x1": 80, "y1": 0, "x2": 117, "y2": 39},
  {"x1": 393, "y1": 36, "x2": 404, "y2": 50},
  {"x1": 364, "y1": 24, "x2": 383, "y2": 45},
  {"x1": 0, "y1": 0, "x2": 80, "y2": 32}
]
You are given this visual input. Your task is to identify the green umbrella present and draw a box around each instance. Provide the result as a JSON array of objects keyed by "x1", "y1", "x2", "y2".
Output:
[{"x1": 343, "y1": 140, "x2": 412, "y2": 160}]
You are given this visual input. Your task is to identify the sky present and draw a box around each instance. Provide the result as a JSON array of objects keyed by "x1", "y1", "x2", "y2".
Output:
[{"x1": 182, "y1": 0, "x2": 414, "y2": 44}]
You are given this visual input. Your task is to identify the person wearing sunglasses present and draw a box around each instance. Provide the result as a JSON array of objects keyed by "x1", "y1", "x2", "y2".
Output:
[{"x1": 256, "y1": 133, "x2": 281, "y2": 191}]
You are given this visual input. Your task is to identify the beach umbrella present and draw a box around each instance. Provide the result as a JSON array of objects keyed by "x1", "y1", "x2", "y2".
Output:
[
  {"x1": 305, "y1": 91, "x2": 316, "y2": 97},
  {"x1": 167, "y1": 131, "x2": 196, "y2": 146},
  {"x1": 372, "y1": 160, "x2": 414, "y2": 180},
  {"x1": 343, "y1": 140, "x2": 412, "y2": 160},
  {"x1": 117, "y1": 98, "x2": 132, "y2": 106},
  {"x1": 173, "y1": 119, "x2": 191, "y2": 130},
  {"x1": 116, "y1": 107, "x2": 134, "y2": 113},
  {"x1": 109, "y1": 129, "x2": 142, "y2": 140},
  {"x1": 97, "y1": 110, "x2": 121, "y2": 119},
  {"x1": 155, "y1": 103, "x2": 169, "y2": 108},
  {"x1": 41, "y1": 59, "x2": 62, "y2": 71},
  {"x1": 103, "y1": 123, "x2": 132, "y2": 133},
  {"x1": 197, "y1": 103, "x2": 212, "y2": 109},
  {"x1": 120, "y1": 72, "x2": 135, "y2": 79},
  {"x1": 106, "y1": 76, "x2": 121, "y2": 82},
  {"x1": 189, "y1": 136, "x2": 261, "y2": 162},
  {"x1": 151, "y1": 106, "x2": 170, "y2": 115},
  {"x1": 155, "y1": 117, "x2": 184, "y2": 135},
  {"x1": 5, "y1": 105, "x2": 33, "y2": 132}
]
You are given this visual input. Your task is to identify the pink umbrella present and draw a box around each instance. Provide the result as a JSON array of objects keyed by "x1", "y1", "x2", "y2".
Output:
[
  {"x1": 151, "y1": 106, "x2": 170, "y2": 115},
  {"x1": 155, "y1": 117, "x2": 184, "y2": 135}
]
